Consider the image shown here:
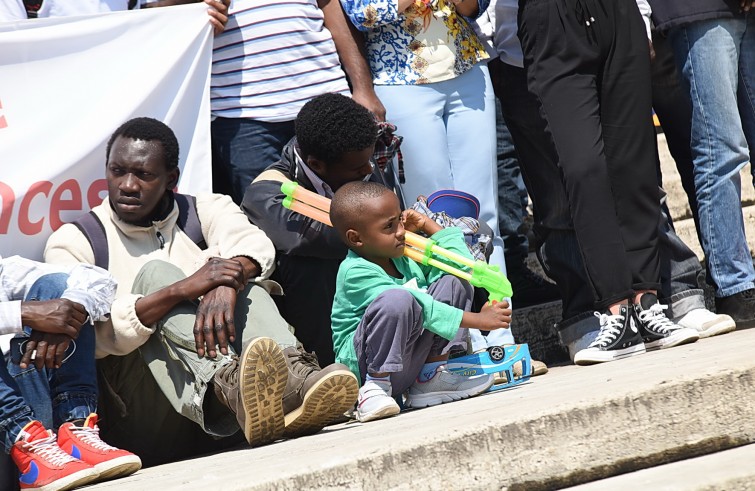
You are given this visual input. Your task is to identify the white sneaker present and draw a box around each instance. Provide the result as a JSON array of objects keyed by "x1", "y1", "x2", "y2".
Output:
[
  {"x1": 405, "y1": 367, "x2": 493, "y2": 409},
  {"x1": 356, "y1": 380, "x2": 400, "y2": 423},
  {"x1": 676, "y1": 308, "x2": 736, "y2": 338}
]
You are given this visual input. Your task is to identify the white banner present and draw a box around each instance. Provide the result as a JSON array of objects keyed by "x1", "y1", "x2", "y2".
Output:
[{"x1": 0, "y1": 4, "x2": 213, "y2": 260}]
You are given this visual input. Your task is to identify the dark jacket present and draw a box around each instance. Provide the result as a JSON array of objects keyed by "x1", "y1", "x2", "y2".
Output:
[
  {"x1": 241, "y1": 137, "x2": 390, "y2": 259},
  {"x1": 649, "y1": 0, "x2": 741, "y2": 33}
]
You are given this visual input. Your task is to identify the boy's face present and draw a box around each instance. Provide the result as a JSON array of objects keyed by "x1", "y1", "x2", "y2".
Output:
[{"x1": 352, "y1": 191, "x2": 406, "y2": 259}]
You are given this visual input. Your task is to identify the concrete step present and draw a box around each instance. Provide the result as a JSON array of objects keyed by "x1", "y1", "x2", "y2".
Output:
[
  {"x1": 564, "y1": 443, "x2": 755, "y2": 491},
  {"x1": 87, "y1": 328, "x2": 755, "y2": 491}
]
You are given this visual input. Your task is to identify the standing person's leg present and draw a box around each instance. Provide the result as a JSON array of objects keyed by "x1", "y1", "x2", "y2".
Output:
[
  {"x1": 597, "y1": 0, "x2": 661, "y2": 293},
  {"x1": 211, "y1": 117, "x2": 296, "y2": 204},
  {"x1": 374, "y1": 84, "x2": 452, "y2": 206},
  {"x1": 737, "y1": 13, "x2": 755, "y2": 177},
  {"x1": 489, "y1": 60, "x2": 560, "y2": 309},
  {"x1": 496, "y1": 61, "x2": 597, "y2": 358},
  {"x1": 519, "y1": 0, "x2": 635, "y2": 309},
  {"x1": 651, "y1": 29, "x2": 700, "y2": 229},
  {"x1": 669, "y1": 18, "x2": 755, "y2": 326},
  {"x1": 443, "y1": 64, "x2": 514, "y2": 347}
]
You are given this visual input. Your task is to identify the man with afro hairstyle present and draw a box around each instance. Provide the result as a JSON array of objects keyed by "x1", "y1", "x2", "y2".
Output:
[{"x1": 242, "y1": 93, "x2": 395, "y2": 365}]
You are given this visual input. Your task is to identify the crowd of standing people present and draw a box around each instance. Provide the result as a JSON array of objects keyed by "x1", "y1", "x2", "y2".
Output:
[{"x1": 0, "y1": 0, "x2": 753, "y2": 489}]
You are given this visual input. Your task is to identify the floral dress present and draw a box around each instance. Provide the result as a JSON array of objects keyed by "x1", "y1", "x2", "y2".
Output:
[{"x1": 341, "y1": 0, "x2": 490, "y2": 85}]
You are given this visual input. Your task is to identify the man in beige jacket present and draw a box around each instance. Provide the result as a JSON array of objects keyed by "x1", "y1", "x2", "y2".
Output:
[{"x1": 44, "y1": 117, "x2": 358, "y2": 466}]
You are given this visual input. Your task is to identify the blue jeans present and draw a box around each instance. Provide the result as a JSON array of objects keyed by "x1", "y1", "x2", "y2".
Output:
[
  {"x1": 669, "y1": 14, "x2": 755, "y2": 297},
  {"x1": 211, "y1": 117, "x2": 296, "y2": 204},
  {"x1": 0, "y1": 273, "x2": 97, "y2": 454}
]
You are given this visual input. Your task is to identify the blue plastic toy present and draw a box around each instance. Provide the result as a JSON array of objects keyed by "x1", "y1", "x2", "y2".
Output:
[{"x1": 446, "y1": 344, "x2": 532, "y2": 391}]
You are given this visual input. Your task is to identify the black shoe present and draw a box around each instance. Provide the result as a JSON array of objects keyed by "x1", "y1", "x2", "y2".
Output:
[
  {"x1": 715, "y1": 289, "x2": 755, "y2": 329},
  {"x1": 633, "y1": 293, "x2": 699, "y2": 350},
  {"x1": 573, "y1": 304, "x2": 645, "y2": 365},
  {"x1": 508, "y1": 264, "x2": 561, "y2": 308}
]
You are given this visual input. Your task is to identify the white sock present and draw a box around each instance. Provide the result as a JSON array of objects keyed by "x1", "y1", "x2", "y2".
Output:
[
  {"x1": 417, "y1": 361, "x2": 444, "y2": 382},
  {"x1": 365, "y1": 374, "x2": 391, "y2": 394}
]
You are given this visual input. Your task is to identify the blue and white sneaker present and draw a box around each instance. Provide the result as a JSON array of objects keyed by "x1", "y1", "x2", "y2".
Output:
[{"x1": 405, "y1": 367, "x2": 493, "y2": 408}]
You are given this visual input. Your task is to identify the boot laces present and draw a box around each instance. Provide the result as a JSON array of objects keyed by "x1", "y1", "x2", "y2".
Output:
[
  {"x1": 23, "y1": 434, "x2": 80, "y2": 466},
  {"x1": 590, "y1": 312, "x2": 624, "y2": 347},
  {"x1": 290, "y1": 349, "x2": 319, "y2": 378},
  {"x1": 637, "y1": 303, "x2": 677, "y2": 334}
]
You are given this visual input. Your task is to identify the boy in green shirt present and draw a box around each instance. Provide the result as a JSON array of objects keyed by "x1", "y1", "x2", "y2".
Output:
[{"x1": 330, "y1": 181, "x2": 511, "y2": 422}]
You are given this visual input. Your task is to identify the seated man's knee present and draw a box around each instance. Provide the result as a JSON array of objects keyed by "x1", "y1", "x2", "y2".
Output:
[
  {"x1": 132, "y1": 260, "x2": 186, "y2": 294},
  {"x1": 27, "y1": 273, "x2": 69, "y2": 301}
]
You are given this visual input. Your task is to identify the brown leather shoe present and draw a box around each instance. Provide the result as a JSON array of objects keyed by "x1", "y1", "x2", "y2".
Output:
[
  {"x1": 213, "y1": 337, "x2": 288, "y2": 446},
  {"x1": 281, "y1": 347, "x2": 359, "y2": 438}
]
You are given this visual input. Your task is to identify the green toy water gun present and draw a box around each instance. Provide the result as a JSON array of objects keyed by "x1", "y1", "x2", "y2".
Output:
[{"x1": 281, "y1": 181, "x2": 513, "y2": 301}]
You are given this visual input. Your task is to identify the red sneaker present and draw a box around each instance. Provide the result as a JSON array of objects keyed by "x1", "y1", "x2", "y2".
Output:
[
  {"x1": 11, "y1": 420, "x2": 99, "y2": 491},
  {"x1": 57, "y1": 414, "x2": 141, "y2": 481}
]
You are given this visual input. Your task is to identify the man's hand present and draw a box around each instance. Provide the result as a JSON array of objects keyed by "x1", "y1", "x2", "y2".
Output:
[
  {"x1": 20, "y1": 299, "x2": 87, "y2": 338},
  {"x1": 205, "y1": 0, "x2": 230, "y2": 35},
  {"x1": 352, "y1": 89, "x2": 386, "y2": 121},
  {"x1": 20, "y1": 332, "x2": 72, "y2": 370},
  {"x1": 184, "y1": 257, "x2": 247, "y2": 300},
  {"x1": 742, "y1": 1, "x2": 755, "y2": 12},
  {"x1": 193, "y1": 285, "x2": 237, "y2": 358}
]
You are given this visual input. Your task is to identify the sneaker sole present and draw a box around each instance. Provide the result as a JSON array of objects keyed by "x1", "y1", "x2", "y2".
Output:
[
  {"x1": 645, "y1": 328, "x2": 700, "y2": 351},
  {"x1": 29, "y1": 467, "x2": 100, "y2": 491},
  {"x1": 239, "y1": 338, "x2": 287, "y2": 446},
  {"x1": 573, "y1": 343, "x2": 646, "y2": 365},
  {"x1": 93, "y1": 454, "x2": 142, "y2": 481},
  {"x1": 283, "y1": 370, "x2": 359, "y2": 437},
  {"x1": 357, "y1": 402, "x2": 401, "y2": 423},
  {"x1": 699, "y1": 320, "x2": 737, "y2": 338},
  {"x1": 405, "y1": 375, "x2": 494, "y2": 409}
]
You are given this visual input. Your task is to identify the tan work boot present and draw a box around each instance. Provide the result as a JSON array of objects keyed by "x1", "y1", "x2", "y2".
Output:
[
  {"x1": 281, "y1": 347, "x2": 359, "y2": 438},
  {"x1": 213, "y1": 337, "x2": 288, "y2": 446}
]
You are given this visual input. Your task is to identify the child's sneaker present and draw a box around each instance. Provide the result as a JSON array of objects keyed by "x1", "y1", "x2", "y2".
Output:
[
  {"x1": 57, "y1": 414, "x2": 141, "y2": 481},
  {"x1": 573, "y1": 304, "x2": 646, "y2": 365},
  {"x1": 356, "y1": 380, "x2": 400, "y2": 422},
  {"x1": 11, "y1": 420, "x2": 99, "y2": 491},
  {"x1": 405, "y1": 367, "x2": 493, "y2": 408},
  {"x1": 634, "y1": 293, "x2": 700, "y2": 350}
]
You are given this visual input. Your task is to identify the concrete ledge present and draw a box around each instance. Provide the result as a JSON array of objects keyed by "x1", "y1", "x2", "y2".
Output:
[
  {"x1": 89, "y1": 329, "x2": 755, "y2": 491},
  {"x1": 565, "y1": 443, "x2": 755, "y2": 491}
]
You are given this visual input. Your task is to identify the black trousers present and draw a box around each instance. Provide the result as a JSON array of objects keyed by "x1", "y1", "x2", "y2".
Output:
[{"x1": 518, "y1": 0, "x2": 661, "y2": 309}]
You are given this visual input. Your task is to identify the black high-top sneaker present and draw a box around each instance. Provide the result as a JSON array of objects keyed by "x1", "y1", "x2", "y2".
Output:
[
  {"x1": 573, "y1": 304, "x2": 646, "y2": 365},
  {"x1": 634, "y1": 293, "x2": 700, "y2": 350}
]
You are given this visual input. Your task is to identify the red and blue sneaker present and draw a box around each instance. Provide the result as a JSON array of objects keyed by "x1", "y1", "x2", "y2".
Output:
[
  {"x1": 10, "y1": 420, "x2": 98, "y2": 491},
  {"x1": 57, "y1": 413, "x2": 141, "y2": 481}
]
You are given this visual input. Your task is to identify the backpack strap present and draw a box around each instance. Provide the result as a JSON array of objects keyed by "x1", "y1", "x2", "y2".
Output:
[
  {"x1": 174, "y1": 193, "x2": 207, "y2": 251},
  {"x1": 72, "y1": 211, "x2": 109, "y2": 270}
]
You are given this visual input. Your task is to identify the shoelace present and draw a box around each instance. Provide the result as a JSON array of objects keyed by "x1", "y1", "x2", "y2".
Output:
[
  {"x1": 590, "y1": 312, "x2": 624, "y2": 347},
  {"x1": 69, "y1": 425, "x2": 118, "y2": 452},
  {"x1": 637, "y1": 303, "x2": 677, "y2": 334},
  {"x1": 290, "y1": 350, "x2": 320, "y2": 378},
  {"x1": 23, "y1": 434, "x2": 80, "y2": 466}
]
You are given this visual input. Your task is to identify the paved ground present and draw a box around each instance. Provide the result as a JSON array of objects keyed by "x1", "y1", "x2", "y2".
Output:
[{"x1": 88, "y1": 328, "x2": 755, "y2": 490}]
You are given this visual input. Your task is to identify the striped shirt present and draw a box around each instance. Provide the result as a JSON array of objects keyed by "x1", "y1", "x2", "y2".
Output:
[{"x1": 211, "y1": 0, "x2": 350, "y2": 122}]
